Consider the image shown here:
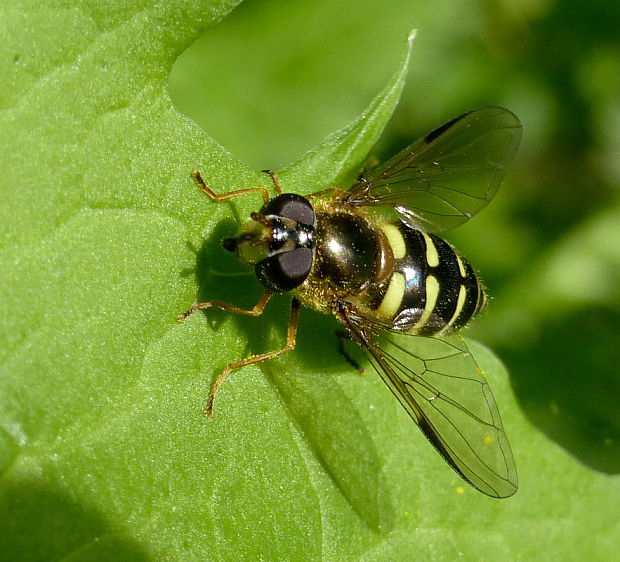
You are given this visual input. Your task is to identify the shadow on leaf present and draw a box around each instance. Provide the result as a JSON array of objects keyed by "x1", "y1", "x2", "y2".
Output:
[
  {"x1": 0, "y1": 479, "x2": 149, "y2": 561},
  {"x1": 504, "y1": 305, "x2": 620, "y2": 474},
  {"x1": 182, "y1": 221, "x2": 395, "y2": 533},
  {"x1": 264, "y1": 306, "x2": 395, "y2": 534}
]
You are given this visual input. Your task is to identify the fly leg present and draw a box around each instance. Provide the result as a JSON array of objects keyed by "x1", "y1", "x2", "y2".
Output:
[
  {"x1": 192, "y1": 170, "x2": 270, "y2": 203},
  {"x1": 177, "y1": 290, "x2": 272, "y2": 323},
  {"x1": 178, "y1": 290, "x2": 273, "y2": 415},
  {"x1": 261, "y1": 169, "x2": 283, "y2": 195},
  {"x1": 204, "y1": 298, "x2": 300, "y2": 417}
]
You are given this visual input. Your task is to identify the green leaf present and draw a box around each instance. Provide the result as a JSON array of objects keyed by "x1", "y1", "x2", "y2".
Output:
[
  {"x1": 279, "y1": 30, "x2": 417, "y2": 194},
  {"x1": 1, "y1": 2, "x2": 618, "y2": 561},
  {"x1": 473, "y1": 203, "x2": 620, "y2": 474}
]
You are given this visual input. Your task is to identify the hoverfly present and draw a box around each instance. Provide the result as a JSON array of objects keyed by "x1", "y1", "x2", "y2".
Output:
[{"x1": 179, "y1": 106, "x2": 522, "y2": 498}]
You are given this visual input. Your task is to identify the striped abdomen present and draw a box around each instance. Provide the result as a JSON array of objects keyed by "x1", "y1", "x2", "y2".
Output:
[{"x1": 361, "y1": 222, "x2": 486, "y2": 336}]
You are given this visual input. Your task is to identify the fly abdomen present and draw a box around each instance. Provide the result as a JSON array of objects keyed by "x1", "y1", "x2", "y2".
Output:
[{"x1": 363, "y1": 223, "x2": 486, "y2": 336}]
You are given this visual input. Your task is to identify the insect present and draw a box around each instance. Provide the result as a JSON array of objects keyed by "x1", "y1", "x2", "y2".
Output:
[{"x1": 179, "y1": 106, "x2": 522, "y2": 498}]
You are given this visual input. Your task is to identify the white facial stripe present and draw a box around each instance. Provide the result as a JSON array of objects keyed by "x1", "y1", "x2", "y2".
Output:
[
  {"x1": 377, "y1": 272, "x2": 405, "y2": 318},
  {"x1": 380, "y1": 223, "x2": 406, "y2": 259},
  {"x1": 416, "y1": 274, "x2": 440, "y2": 328},
  {"x1": 422, "y1": 233, "x2": 440, "y2": 268}
]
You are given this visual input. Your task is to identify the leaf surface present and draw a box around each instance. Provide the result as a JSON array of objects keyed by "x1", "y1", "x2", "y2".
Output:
[{"x1": 1, "y1": 1, "x2": 618, "y2": 560}]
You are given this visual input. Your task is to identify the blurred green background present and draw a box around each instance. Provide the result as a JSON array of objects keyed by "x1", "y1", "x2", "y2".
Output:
[{"x1": 169, "y1": 0, "x2": 620, "y2": 473}]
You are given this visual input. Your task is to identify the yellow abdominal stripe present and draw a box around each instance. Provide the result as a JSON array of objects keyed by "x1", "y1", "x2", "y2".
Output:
[
  {"x1": 380, "y1": 223, "x2": 406, "y2": 259},
  {"x1": 455, "y1": 254, "x2": 467, "y2": 278},
  {"x1": 437, "y1": 284, "x2": 467, "y2": 336},
  {"x1": 416, "y1": 274, "x2": 440, "y2": 328},
  {"x1": 422, "y1": 233, "x2": 439, "y2": 268},
  {"x1": 377, "y1": 272, "x2": 405, "y2": 318},
  {"x1": 374, "y1": 227, "x2": 467, "y2": 333}
]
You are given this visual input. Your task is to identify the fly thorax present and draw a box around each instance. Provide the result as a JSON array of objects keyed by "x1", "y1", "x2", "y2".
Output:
[{"x1": 313, "y1": 212, "x2": 379, "y2": 295}]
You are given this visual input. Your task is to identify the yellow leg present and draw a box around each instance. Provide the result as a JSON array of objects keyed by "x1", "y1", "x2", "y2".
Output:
[
  {"x1": 177, "y1": 290, "x2": 272, "y2": 323},
  {"x1": 261, "y1": 169, "x2": 283, "y2": 195},
  {"x1": 192, "y1": 170, "x2": 270, "y2": 203},
  {"x1": 205, "y1": 298, "x2": 300, "y2": 417}
]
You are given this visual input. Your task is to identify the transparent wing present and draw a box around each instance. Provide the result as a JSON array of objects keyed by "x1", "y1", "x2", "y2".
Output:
[
  {"x1": 338, "y1": 304, "x2": 518, "y2": 498},
  {"x1": 343, "y1": 107, "x2": 522, "y2": 233}
]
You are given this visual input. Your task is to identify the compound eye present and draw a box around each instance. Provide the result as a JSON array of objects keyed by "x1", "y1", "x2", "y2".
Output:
[
  {"x1": 260, "y1": 194, "x2": 315, "y2": 226},
  {"x1": 255, "y1": 247, "x2": 313, "y2": 292}
]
